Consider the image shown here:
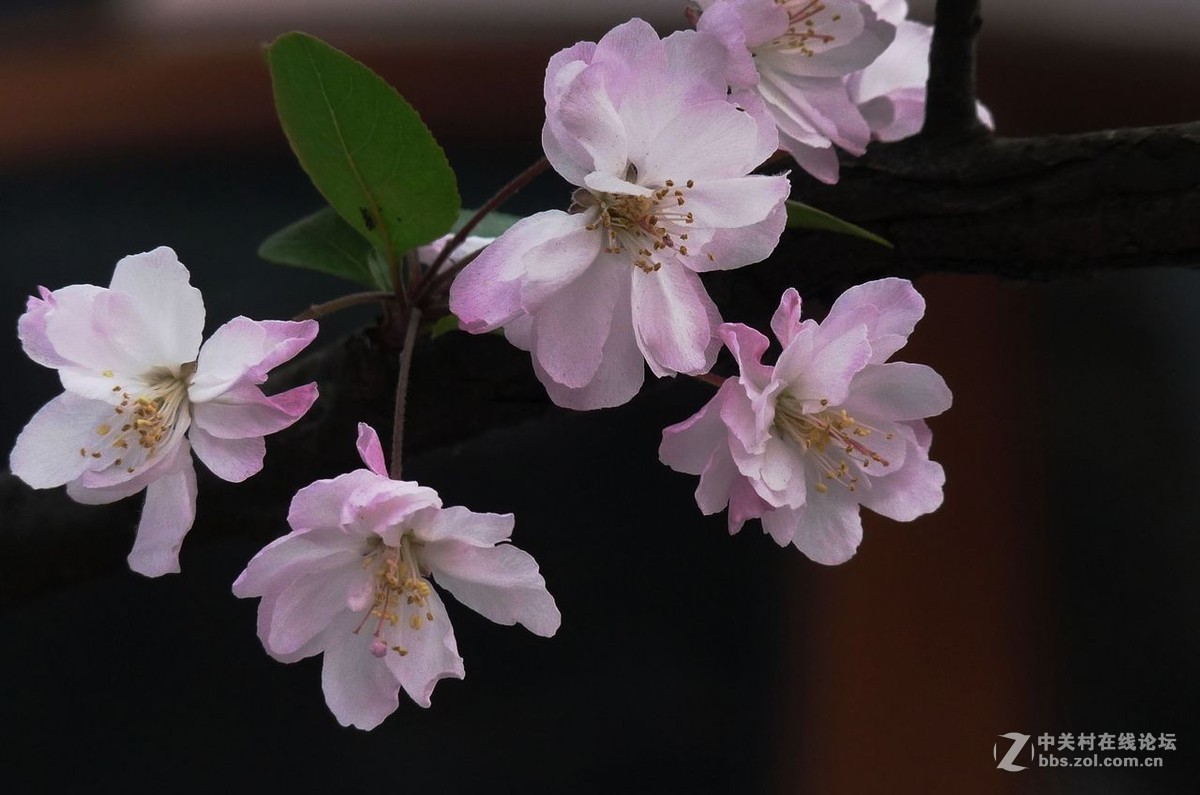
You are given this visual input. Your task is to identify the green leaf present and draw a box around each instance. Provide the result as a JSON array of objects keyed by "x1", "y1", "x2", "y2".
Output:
[
  {"x1": 785, "y1": 200, "x2": 893, "y2": 248},
  {"x1": 451, "y1": 208, "x2": 523, "y2": 239},
  {"x1": 429, "y1": 313, "x2": 461, "y2": 339},
  {"x1": 267, "y1": 32, "x2": 460, "y2": 264},
  {"x1": 258, "y1": 207, "x2": 382, "y2": 289}
]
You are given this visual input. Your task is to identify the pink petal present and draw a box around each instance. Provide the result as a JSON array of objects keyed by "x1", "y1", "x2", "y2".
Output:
[
  {"x1": 728, "y1": 476, "x2": 771, "y2": 535},
  {"x1": 858, "y1": 443, "x2": 946, "y2": 521},
  {"x1": 320, "y1": 611, "x2": 404, "y2": 729},
  {"x1": 718, "y1": 322, "x2": 774, "y2": 392},
  {"x1": 109, "y1": 247, "x2": 206, "y2": 367},
  {"x1": 519, "y1": 212, "x2": 603, "y2": 312},
  {"x1": 191, "y1": 382, "x2": 317, "y2": 440},
  {"x1": 784, "y1": 139, "x2": 841, "y2": 184},
  {"x1": 696, "y1": 444, "x2": 738, "y2": 515},
  {"x1": 820, "y1": 277, "x2": 925, "y2": 363},
  {"x1": 631, "y1": 263, "x2": 721, "y2": 377},
  {"x1": 770, "y1": 288, "x2": 804, "y2": 347},
  {"x1": 189, "y1": 317, "x2": 318, "y2": 403},
  {"x1": 233, "y1": 527, "x2": 362, "y2": 599},
  {"x1": 125, "y1": 450, "x2": 198, "y2": 577},
  {"x1": 423, "y1": 540, "x2": 561, "y2": 637},
  {"x1": 776, "y1": 322, "x2": 871, "y2": 411},
  {"x1": 355, "y1": 422, "x2": 389, "y2": 477},
  {"x1": 189, "y1": 425, "x2": 265, "y2": 483},
  {"x1": 10, "y1": 392, "x2": 127, "y2": 489},
  {"x1": 42, "y1": 285, "x2": 164, "y2": 390},
  {"x1": 266, "y1": 561, "x2": 368, "y2": 657},
  {"x1": 449, "y1": 210, "x2": 578, "y2": 333},
  {"x1": 691, "y1": 201, "x2": 787, "y2": 272},
  {"x1": 640, "y1": 101, "x2": 765, "y2": 184},
  {"x1": 287, "y1": 470, "x2": 396, "y2": 532},
  {"x1": 843, "y1": 362, "x2": 953, "y2": 422},
  {"x1": 659, "y1": 381, "x2": 734, "y2": 476},
  {"x1": 532, "y1": 288, "x2": 645, "y2": 410},
  {"x1": 383, "y1": 588, "x2": 465, "y2": 709},
  {"x1": 532, "y1": 252, "x2": 624, "y2": 389},
  {"x1": 677, "y1": 174, "x2": 791, "y2": 231},
  {"x1": 779, "y1": 492, "x2": 863, "y2": 565},
  {"x1": 17, "y1": 287, "x2": 71, "y2": 369},
  {"x1": 554, "y1": 63, "x2": 629, "y2": 177},
  {"x1": 419, "y1": 505, "x2": 515, "y2": 547}
]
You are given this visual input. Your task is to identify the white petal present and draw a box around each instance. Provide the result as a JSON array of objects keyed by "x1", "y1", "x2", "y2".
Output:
[
  {"x1": 125, "y1": 450, "x2": 198, "y2": 577},
  {"x1": 109, "y1": 247, "x2": 205, "y2": 367}
]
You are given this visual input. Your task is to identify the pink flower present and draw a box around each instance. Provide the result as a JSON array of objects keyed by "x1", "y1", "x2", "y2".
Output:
[
  {"x1": 449, "y1": 18, "x2": 790, "y2": 410},
  {"x1": 9, "y1": 247, "x2": 318, "y2": 576},
  {"x1": 660, "y1": 279, "x2": 951, "y2": 564},
  {"x1": 233, "y1": 423, "x2": 560, "y2": 730},
  {"x1": 849, "y1": 0, "x2": 994, "y2": 141},
  {"x1": 695, "y1": 0, "x2": 896, "y2": 183}
]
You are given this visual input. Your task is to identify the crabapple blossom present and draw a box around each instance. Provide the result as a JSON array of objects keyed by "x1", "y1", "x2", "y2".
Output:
[
  {"x1": 695, "y1": 0, "x2": 896, "y2": 183},
  {"x1": 659, "y1": 279, "x2": 951, "y2": 564},
  {"x1": 9, "y1": 247, "x2": 318, "y2": 576},
  {"x1": 449, "y1": 18, "x2": 791, "y2": 410},
  {"x1": 233, "y1": 423, "x2": 560, "y2": 730}
]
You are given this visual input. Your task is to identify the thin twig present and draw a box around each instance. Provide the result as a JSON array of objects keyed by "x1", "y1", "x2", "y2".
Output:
[
  {"x1": 413, "y1": 156, "x2": 551, "y2": 300},
  {"x1": 691, "y1": 372, "x2": 726, "y2": 388},
  {"x1": 921, "y1": 0, "x2": 987, "y2": 139},
  {"x1": 389, "y1": 307, "x2": 423, "y2": 480},
  {"x1": 293, "y1": 290, "x2": 396, "y2": 321}
]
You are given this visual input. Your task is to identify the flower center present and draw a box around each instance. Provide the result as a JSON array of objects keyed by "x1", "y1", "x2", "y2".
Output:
[
  {"x1": 84, "y1": 362, "x2": 195, "y2": 475},
  {"x1": 765, "y1": 0, "x2": 842, "y2": 58},
  {"x1": 573, "y1": 166, "x2": 712, "y2": 272},
  {"x1": 357, "y1": 533, "x2": 435, "y2": 659},
  {"x1": 773, "y1": 392, "x2": 891, "y2": 493}
]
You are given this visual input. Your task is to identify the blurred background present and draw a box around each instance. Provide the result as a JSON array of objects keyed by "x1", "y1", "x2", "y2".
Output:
[{"x1": 1, "y1": 1, "x2": 1198, "y2": 792}]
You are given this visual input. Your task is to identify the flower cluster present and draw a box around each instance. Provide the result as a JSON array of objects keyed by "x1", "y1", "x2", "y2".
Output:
[{"x1": 9, "y1": 7, "x2": 962, "y2": 731}]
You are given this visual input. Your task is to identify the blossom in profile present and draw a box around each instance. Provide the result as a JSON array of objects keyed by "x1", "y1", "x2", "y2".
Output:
[
  {"x1": 450, "y1": 18, "x2": 790, "y2": 410},
  {"x1": 233, "y1": 423, "x2": 560, "y2": 730},
  {"x1": 9, "y1": 247, "x2": 318, "y2": 576},
  {"x1": 660, "y1": 279, "x2": 951, "y2": 564},
  {"x1": 695, "y1": 0, "x2": 896, "y2": 183}
]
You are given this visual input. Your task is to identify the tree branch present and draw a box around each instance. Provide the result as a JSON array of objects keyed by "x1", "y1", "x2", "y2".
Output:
[{"x1": 922, "y1": 0, "x2": 987, "y2": 139}]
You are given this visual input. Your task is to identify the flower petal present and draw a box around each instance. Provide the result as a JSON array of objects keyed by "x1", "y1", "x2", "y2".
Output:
[
  {"x1": 383, "y1": 588, "x2": 465, "y2": 709},
  {"x1": 690, "y1": 201, "x2": 787, "y2": 272},
  {"x1": 858, "y1": 441, "x2": 946, "y2": 522},
  {"x1": 843, "y1": 362, "x2": 953, "y2": 422},
  {"x1": 9, "y1": 392, "x2": 116, "y2": 489},
  {"x1": 640, "y1": 100, "x2": 765, "y2": 184},
  {"x1": 109, "y1": 247, "x2": 205, "y2": 367},
  {"x1": 287, "y1": 470, "x2": 388, "y2": 532},
  {"x1": 531, "y1": 251, "x2": 624, "y2": 389},
  {"x1": 355, "y1": 422, "x2": 389, "y2": 477},
  {"x1": 659, "y1": 381, "x2": 734, "y2": 476},
  {"x1": 18, "y1": 287, "x2": 71, "y2": 369},
  {"x1": 266, "y1": 560, "x2": 368, "y2": 657},
  {"x1": 424, "y1": 540, "x2": 561, "y2": 637},
  {"x1": 419, "y1": 505, "x2": 515, "y2": 547},
  {"x1": 125, "y1": 449, "x2": 198, "y2": 577},
  {"x1": 631, "y1": 263, "x2": 721, "y2": 377},
  {"x1": 782, "y1": 492, "x2": 864, "y2": 565},
  {"x1": 450, "y1": 210, "x2": 577, "y2": 333},
  {"x1": 189, "y1": 424, "x2": 265, "y2": 483},
  {"x1": 188, "y1": 317, "x2": 318, "y2": 403},
  {"x1": 191, "y1": 382, "x2": 317, "y2": 440},
  {"x1": 320, "y1": 612, "x2": 403, "y2": 729},
  {"x1": 820, "y1": 277, "x2": 925, "y2": 363}
]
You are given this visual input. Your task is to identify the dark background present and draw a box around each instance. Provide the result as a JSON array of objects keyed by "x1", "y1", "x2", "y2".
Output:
[{"x1": 1, "y1": 2, "x2": 1198, "y2": 792}]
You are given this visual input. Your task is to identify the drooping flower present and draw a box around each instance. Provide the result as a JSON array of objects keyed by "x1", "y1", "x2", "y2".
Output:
[
  {"x1": 9, "y1": 247, "x2": 318, "y2": 576},
  {"x1": 450, "y1": 18, "x2": 790, "y2": 410},
  {"x1": 694, "y1": 0, "x2": 896, "y2": 183},
  {"x1": 660, "y1": 279, "x2": 951, "y2": 564},
  {"x1": 848, "y1": 0, "x2": 994, "y2": 142},
  {"x1": 233, "y1": 423, "x2": 560, "y2": 730}
]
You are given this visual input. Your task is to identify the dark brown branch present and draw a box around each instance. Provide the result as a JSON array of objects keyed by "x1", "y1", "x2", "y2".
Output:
[
  {"x1": 4, "y1": 120, "x2": 1199, "y2": 608},
  {"x1": 922, "y1": 0, "x2": 987, "y2": 139}
]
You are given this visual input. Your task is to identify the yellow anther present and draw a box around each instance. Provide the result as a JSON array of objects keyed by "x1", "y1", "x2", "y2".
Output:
[
  {"x1": 96, "y1": 424, "x2": 111, "y2": 435},
  {"x1": 102, "y1": 370, "x2": 114, "y2": 378},
  {"x1": 409, "y1": 614, "x2": 423, "y2": 630}
]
